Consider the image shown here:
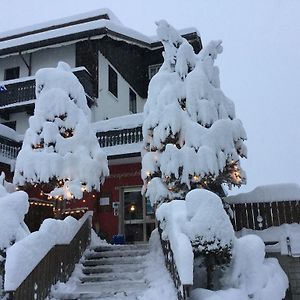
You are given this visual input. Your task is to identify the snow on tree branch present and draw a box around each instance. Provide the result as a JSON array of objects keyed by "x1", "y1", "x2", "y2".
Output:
[
  {"x1": 13, "y1": 62, "x2": 109, "y2": 202},
  {"x1": 142, "y1": 20, "x2": 247, "y2": 205}
]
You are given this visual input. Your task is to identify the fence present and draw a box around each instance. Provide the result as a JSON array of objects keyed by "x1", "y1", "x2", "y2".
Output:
[
  {"x1": 226, "y1": 200, "x2": 300, "y2": 231},
  {"x1": 158, "y1": 226, "x2": 190, "y2": 300},
  {"x1": 97, "y1": 126, "x2": 143, "y2": 147},
  {"x1": 5, "y1": 212, "x2": 92, "y2": 300},
  {"x1": 0, "y1": 68, "x2": 94, "y2": 108}
]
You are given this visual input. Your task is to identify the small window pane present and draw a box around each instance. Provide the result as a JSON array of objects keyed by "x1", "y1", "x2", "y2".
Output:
[
  {"x1": 108, "y1": 65, "x2": 118, "y2": 98},
  {"x1": 129, "y1": 88, "x2": 137, "y2": 114},
  {"x1": 4, "y1": 67, "x2": 20, "y2": 81},
  {"x1": 148, "y1": 64, "x2": 162, "y2": 80}
]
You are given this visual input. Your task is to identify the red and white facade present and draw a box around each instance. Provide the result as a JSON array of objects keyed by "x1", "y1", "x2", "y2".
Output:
[{"x1": 0, "y1": 9, "x2": 202, "y2": 242}]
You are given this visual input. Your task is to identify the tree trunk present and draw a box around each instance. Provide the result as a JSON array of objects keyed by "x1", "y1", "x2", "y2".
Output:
[{"x1": 206, "y1": 255, "x2": 214, "y2": 290}]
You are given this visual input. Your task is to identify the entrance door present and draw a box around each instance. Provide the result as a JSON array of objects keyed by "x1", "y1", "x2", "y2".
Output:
[{"x1": 123, "y1": 187, "x2": 155, "y2": 243}]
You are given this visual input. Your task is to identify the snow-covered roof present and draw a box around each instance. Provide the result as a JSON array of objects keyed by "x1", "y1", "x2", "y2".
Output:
[
  {"x1": 0, "y1": 9, "x2": 200, "y2": 57},
  {"x1": 92, "y1": 113, "x2": 143, "y2": 132},
  {"x1": 225, "y1": 183, "x2": 300, "y2": 204},
  {"x1": 0, "y1": 124, "x2": 23, "y2": 142}
]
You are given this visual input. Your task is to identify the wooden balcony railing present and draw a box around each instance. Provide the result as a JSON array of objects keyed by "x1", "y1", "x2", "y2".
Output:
[
  {"x1": 0, "y1": 67, "x2": 95, "y2": 109},
  {"x1": 5, "y1": 212, "x2": 92, "y2": 300},
  {"x1": 225, "y1": 200, "x2": 300, "y2": 231},
  {"x1": 158, "y1": 226, "x2": 190, "y2": 300},
  {"x1": 96, "y1": 126, "x2": 143, "y2": 148},
  {"x1": 0, "y1": 136, "x2": 21, "y2": 160}
]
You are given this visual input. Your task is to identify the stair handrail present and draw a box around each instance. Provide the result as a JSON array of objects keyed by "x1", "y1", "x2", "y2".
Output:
[
  {"x1": 158, "y1": 224, "x2": 190, "y2": 300},
  {"x1": 4, "y1": 211, "x2": 93, "y2": 300}
]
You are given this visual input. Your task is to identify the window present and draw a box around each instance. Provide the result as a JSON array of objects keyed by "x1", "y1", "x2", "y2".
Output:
[
  {"x1": 148, "y1": 64, "x2": 162, "y2": 80},
  {"x1": 129, "y1": 88, "x2": 137, "y2": 114},
  {"x1": 108, "y1": 65, "x2": 118, "y2": 98},
  {"x1": 4, "y1": 67, "x2": 20, "y2": 81}
]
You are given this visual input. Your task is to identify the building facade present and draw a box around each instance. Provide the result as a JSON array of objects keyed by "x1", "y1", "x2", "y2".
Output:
[{"x1": 0, "y1": 9, "x2": 202, "y2": 242}]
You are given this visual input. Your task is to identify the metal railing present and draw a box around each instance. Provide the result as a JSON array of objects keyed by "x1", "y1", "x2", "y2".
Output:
[
  {"x1": 226, "y1": 200, "x2": 300, "y2": 231},
  {"x1": 158, "y1": 225, "x2": 190, "y2": 300},
  {"x1": 97, "y1": 126, "x2": 143, "y2": 147},
  {"x1": 0, "y1": 68, "x2": 95, "y2": 108},
  {"x1": 5, "y1": 212, "x2": 92, "y2": 300}
]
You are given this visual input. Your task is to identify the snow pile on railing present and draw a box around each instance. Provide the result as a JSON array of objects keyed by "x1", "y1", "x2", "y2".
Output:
[
  {"x1": 4, "y1": 212, "x2": 92, "y2": 291},
  {"x1": 0, "y1": 125, "x2": 23, "y2": 143},
  {"x1": 0, "y1": 174, "x2": 29, "y2": 251},
  {"x1": 157, "y1": 189, "x2": 288, "y2": 300},
  {"x1": 225, "y1": 183, "x2": 300, "y2": 204},
  {"x1": 237, "y1": 223, "x2": 300, "y2": 257}
]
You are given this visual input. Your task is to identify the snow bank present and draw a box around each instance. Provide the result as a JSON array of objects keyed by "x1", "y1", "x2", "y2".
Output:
[
  {"x1": 237, "y1": 223, "x2": 300, "y2": 256},
  {"x1": 156, "y1": 189, "x2": 234, "y2": 285},
  {"x1": 157, "y1": 189, "x2": 288, "y2": 299},
  {"x1": 225, "y1": 183, "x2": 300, "y2": 204},
  {"x1": 13, "y1": 62, "x2": 109, "y2": 200},
  {"x1": 4, "y1": 212, "x2": 92, "y2": 291},
  {"x1": 190, "y1": 234, "x2": 288, "y2": 300},
  {"x1": 139, "y1": 229, "x2": 177, "y2": 300},
  {"x1": 0, "y1": 174, "x2": 29, "y2": 250}
]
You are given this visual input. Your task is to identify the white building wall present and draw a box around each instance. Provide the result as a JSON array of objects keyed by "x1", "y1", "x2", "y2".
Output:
[
  {"x1": 0, "y1": 44, "x2": 75, "y2": 81},
  {"x1": 0, "y1": 54, "x2": 30, "y2": 81},
  {"x1": 30, "y1": 44, "x2": 76, "y2": 75},
  {"x1": 92, "y1": 52, "x2": 146, "y2": 122},
  {"x1": 0, "y1": 111, "x2": 29, "y2": 134}
]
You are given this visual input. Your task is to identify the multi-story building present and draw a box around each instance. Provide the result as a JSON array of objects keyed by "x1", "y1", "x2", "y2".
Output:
[{"x1": 0, "y1": 9, "x2": 202, "y2": 242}]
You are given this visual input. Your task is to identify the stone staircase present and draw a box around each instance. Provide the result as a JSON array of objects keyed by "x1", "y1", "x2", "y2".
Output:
[{"x1": 52, "y1": 244, "x2": 149, "y2": 299}]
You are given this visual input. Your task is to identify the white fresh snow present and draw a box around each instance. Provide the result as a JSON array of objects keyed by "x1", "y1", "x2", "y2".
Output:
[
  {"x1": 157, "y1": 189, "x2": 288, "y2": 300},
  {"x1": 13, "y1": 62, "x2": 109, "y2": 200},
  {"x1": 225, "y1": 183, "x2": 300, "y2": 204},
  {"x1": 92, "y1": 113, "x2": 143, "y2": 132},
  {"x1": 0, "y1": 124, "x2": 23, "y2": 142},
  {"x1": 142, "y1": 20, "x2": 246, "y2": 203},
  {"x1": 4, "y1": 211, "x2": 92, "y2": 291},
  {"x1": 0, "y1": 173, "x2": 29, "y2": 251},
  {"x1": 237, "y1": 223, "x2": 300, "y2": 257}
]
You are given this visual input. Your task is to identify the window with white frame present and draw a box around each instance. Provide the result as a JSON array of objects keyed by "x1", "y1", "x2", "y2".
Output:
[
  {"x1": 129, "y1": 88, "x2": 137, "y2": 114},
  {"x1": 148, "y1": 64, "x2": 162, "y2": 80},
  {"x1": 108, "y1": 65, "x2": 118, "y2": 98}
]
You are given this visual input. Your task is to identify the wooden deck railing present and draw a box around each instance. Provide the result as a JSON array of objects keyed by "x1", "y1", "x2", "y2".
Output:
[
  {"x1": 5, "y1": 212, "x2": 92, "y2": 300},
  {"x1": 226, "y1": 200, "x2": 300, "y2": 231},
  {"x1": 96, "y1": 126, "x2": 143, "y2": 147},
  {"x1": 0, "y1": 68, "x2": 95, "y2": 108},
  {"x1": 0, "y1": 125, "x2": 143, "y2": 161},
  {"x1": 158, "y1": 226, "x2": 190, "y2": 300},
  {"x1": 0, "y1": 136, "x2": 21, "y2": 160}
]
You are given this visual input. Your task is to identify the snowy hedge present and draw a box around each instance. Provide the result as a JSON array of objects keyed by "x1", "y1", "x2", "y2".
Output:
[{"x1": 157, "y1": 189, "x2": 288, "y2": 299}]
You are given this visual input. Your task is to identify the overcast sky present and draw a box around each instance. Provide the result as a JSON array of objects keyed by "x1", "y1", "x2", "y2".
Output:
[{"x1": 1, "y1": 0, "x2": 300, "y2": 195}]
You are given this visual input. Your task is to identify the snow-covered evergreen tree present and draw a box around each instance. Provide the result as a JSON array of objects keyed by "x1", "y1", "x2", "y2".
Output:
[
  {"x1": 13, "y1": 62, "x2": 109, "y2": 213},
  {"x1": 142, "y1": 20, "x2": 247, "y2": 206}
]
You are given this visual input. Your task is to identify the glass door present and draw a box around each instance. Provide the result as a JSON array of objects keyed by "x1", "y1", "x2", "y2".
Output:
[{"x1": 123, "y1": 187, "x2": 155, "y2": 243}]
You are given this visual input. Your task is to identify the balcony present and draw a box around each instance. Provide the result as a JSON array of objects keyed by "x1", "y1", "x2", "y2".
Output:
[{"x1": 0, "y1": 67, "x2": 96, "y2": 120}]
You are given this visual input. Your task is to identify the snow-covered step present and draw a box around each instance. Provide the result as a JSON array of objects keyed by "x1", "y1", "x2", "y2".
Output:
[
  {"x1": 52, "y1": 281, "x2": 148, "y2": 299},
  {"x1": 80, "y1": 269, "x2": 144, "y2": 282},
  {"x1": 85, "y1": 248, "x2": 148, "y2": 259},
  {"x1": 83, "y1": 256, "x2": 144, "y2": 266},
  {"x1": 91, "y1": 244, "x2": 148, "y2": 252},
  {"x1": 83, "y1": 263, "x2": 144, "y2": 274}
]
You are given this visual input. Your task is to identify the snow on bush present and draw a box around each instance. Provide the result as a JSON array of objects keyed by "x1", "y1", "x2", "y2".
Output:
[
  {"x1": 157, "y1": 189, "x2": 288, "y2": 299},
  {"x1": 4, "y1": 212, "x2": 91, "y2": 291},
  {"x1": 0, "y1": 173, "x2": 29, "y2": 251},
  {"x1": 142, "y1": 20, "x2": 246, "y2": 204},
  {"x1": 13, "y1": 62, "x2": 109, "y2": 200}
]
